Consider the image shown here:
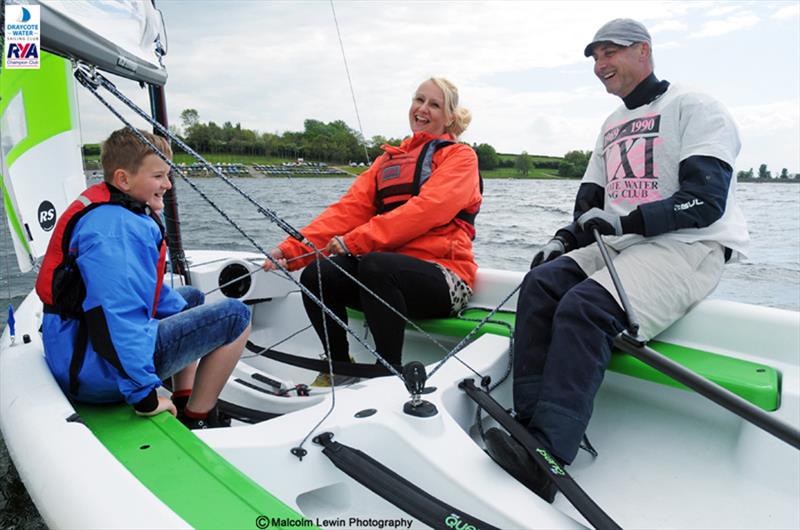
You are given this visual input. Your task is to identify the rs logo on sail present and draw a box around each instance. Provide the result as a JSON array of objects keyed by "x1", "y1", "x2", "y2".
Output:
[{"x1": 37, "y1": 201, "x2": 56, "y2": 232}]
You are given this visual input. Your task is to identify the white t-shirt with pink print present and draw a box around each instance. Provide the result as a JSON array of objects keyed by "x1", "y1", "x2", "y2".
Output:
[{"x1": 582, "y1": 84, "x2": 749, "y2": 257}]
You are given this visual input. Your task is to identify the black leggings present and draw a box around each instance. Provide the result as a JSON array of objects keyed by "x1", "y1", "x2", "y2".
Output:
[{"x1": 299, "y1": 252, "x2": 452, "y2": 365}]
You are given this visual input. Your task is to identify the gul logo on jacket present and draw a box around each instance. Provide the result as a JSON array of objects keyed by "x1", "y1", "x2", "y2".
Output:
[{"x1": 602, "y1": 114, "x2": 664, "y2": 206}]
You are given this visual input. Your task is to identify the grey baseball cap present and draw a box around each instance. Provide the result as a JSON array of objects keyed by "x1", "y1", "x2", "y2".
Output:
[{"x1": 584, "y1": 18, "x2": 652, "y2": 57}]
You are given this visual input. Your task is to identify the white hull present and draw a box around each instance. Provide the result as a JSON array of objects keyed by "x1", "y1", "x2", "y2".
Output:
[{"x1": 2, "y1": 249, "x2": 799, "y2": 529}]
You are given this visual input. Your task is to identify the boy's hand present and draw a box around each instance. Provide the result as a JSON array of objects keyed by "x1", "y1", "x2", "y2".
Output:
[{"x1": 135, "y1": 396, "x2": 177, "y2": 417}]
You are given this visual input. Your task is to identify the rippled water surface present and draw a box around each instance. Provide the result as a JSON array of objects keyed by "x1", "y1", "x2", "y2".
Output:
[
  {"x1": 1, "y1": 178, "x2": 798, "y2": 525},
  {"x1": 176, "y1": 177, "x2": 800, "y2": 309},
  {"x1": 3, "y1": 178, "x2": 799, "y2": 313}
]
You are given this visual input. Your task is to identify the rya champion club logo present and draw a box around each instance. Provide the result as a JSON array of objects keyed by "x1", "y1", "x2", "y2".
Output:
[{"x1": 6, "y1": 42, "x2": 39, "y2": 60}]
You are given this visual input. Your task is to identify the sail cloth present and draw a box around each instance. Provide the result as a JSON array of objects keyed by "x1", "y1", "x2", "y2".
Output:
[
  {"x1": 1, "y1": 52, "x2": 85, "y2": 272},
  {"x1": 0, "y1": 1, "x2": 169, "y2": 271},
  {"x1": 7, "y1": 0, "x2": 168, "y2": 86}
]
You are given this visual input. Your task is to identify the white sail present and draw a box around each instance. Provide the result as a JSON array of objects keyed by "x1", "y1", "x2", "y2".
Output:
[
  {"x1": 1, "y1": 0, "x2": 169, "y2": 272},
  {"x1": 0, "y1": 52, "x2": 85, "y2": 272}
]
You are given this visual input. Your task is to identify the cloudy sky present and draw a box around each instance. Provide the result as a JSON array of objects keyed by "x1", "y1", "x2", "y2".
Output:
[{"x1": 79, "y1": 0, "x2": 800, "y2": 174}]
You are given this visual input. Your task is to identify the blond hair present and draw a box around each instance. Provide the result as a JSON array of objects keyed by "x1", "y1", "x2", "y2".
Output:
[
  {"x1": 100, "y1": 128, "x2": 172, "y2": 183},
  {"x1": 429, "y1": 77, "x2": 472, "y2": 138}
]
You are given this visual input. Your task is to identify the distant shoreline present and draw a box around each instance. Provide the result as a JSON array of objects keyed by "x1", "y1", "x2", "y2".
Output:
[
  {"x1": 738, "y1": 178, "x2": 799, "y2": 184},
  {"x1": 85, "y1": 168, "x2": 799, "y2": 182}
]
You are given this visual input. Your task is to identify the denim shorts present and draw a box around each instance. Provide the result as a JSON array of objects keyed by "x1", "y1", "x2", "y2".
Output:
[{"x1": 153, "y1": 286, "x2": 251, "y2": 379}]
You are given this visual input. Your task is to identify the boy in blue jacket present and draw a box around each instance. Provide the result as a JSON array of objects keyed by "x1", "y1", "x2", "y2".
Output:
[{"x1": 38, "y1": 128, "x2": 250, "y2": 428}]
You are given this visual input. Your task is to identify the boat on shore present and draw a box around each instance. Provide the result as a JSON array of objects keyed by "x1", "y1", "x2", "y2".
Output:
[{"x1": 1, "y1": 2, "x2": 798, "y2": 528}]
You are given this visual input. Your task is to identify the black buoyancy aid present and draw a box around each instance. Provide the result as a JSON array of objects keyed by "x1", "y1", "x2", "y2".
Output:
[
  {"x1": 375, "y1": 139, "x2": 482, "y2": 237},
  {"x1": 36, "y1": 182, "x2": 167, "y2": 319}
]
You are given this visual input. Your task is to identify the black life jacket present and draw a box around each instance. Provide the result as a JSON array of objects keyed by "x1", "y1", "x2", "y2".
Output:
[{"x1": 374, "y1": 139, "x2": 482, "y2": 237}]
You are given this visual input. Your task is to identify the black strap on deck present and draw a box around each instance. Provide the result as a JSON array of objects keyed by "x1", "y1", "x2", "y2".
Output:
[
  {"x1": 459, "y1": 378, "x2": 622, "y2": 530},
  {"x1": 314, "y1": 432, "x2": 501, "y2": 530},
  {"x1": 246, "y1": 341, "x2": 397, "y2": 378}
]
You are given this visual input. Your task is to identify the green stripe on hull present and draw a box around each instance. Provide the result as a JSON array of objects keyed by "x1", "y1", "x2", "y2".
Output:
[
  {"x1": 76, "y1": 404, "x2": 316, "y2": 530},
  {"x1": 347, "y1": 307, "x2": 781, "y2": 411}
]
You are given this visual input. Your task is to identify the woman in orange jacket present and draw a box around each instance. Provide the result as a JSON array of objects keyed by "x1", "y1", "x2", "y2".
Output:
[{"x1": 263, "y1": 77, "x2": 481, "y2": 386}]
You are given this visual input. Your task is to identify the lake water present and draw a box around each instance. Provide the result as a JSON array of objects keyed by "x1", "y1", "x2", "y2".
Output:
[{"x1": 1, "y1": 177, "x2": 799, "y2": 525}]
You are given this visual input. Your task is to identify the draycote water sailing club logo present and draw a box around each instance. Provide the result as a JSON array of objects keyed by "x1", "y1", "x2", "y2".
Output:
[{"x1": 4, "y1": 5, "x2": 41, "y2": 69}]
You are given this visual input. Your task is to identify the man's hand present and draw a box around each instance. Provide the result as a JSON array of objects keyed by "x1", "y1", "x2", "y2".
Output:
[
  {"x1": 530, "y1": 238, "x2": 566, "y2": 268},
  {"x1": 135, "y1": 396, "x2": 177, "y2": 417},
  {"x1": 577, "y1": 208, "x2": 622, "y2": 236},
  {"x1": 262, "y1": 248, "x2": 287, "y2": 271}
]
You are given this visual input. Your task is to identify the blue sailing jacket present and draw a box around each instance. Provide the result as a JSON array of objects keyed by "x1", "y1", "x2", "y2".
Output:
[{"x1": 42, "y1": 203, "x2": 186, "y2": 406}]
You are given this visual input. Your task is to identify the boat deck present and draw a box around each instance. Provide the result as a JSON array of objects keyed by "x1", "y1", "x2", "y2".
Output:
[{"x1": 348, "y1": 307, "x2": 781, "y2": 410}]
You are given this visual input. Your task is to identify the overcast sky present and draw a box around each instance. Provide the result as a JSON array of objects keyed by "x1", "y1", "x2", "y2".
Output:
[{"x1": 79, "y1": 0, "x2": 800, "y2": 174}]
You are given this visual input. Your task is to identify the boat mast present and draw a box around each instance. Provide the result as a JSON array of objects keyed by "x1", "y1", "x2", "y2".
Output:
[
  {"x1": 145, "y1": 0, "x2": 190, "y2": 285},
  {"x1": 148, "y1": 83, "x2": 191, "y2": 285}
]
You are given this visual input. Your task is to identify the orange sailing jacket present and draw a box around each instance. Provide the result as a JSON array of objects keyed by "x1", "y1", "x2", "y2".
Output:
[{"x1": 278, "y1": 132, "x2": 481, "y2": 287}]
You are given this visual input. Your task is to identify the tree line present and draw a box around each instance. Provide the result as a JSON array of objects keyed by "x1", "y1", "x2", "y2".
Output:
[
  {"x1": 84, "y1": 114, "x2": 797, "y2": 182},
  {"x1": 473, "y1": 143, "x2": 591, "y2": 178},
  {"x1": 176, "y1": 109, "x2": 402, "y2": 163},
  {"x1": 737, "y1": 164, "x2": 798, "y2": 181},
  {"x1": 82, "y1": 109, "x2": 594, "y2": 177},
  {"x1": 175, "y1": 109, "x2": 593, "y2": 176}
]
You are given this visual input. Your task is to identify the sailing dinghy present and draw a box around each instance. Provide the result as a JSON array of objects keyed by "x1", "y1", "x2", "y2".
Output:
[{"x1": 1, "y1": 2, "x2": 798, "y2": 528}]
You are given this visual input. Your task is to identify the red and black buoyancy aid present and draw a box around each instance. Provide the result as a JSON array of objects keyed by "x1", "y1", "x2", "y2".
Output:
[
  {"x1": 375, "y1": 139, "x2": 482, "y2": 238},
  {"x1": 36, "y1": 182, "x2": 168, "y2": 319}
]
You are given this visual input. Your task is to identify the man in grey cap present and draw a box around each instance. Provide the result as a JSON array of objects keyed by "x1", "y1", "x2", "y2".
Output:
[{"x1": 484, "y1": 18, "x2": 749, "y2": 503}]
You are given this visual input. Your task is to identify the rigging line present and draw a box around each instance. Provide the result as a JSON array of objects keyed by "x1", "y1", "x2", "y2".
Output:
[
  {"x1": 189, "y1": 255, "x2": 275, "y2": 269},
  {"x1": 1, "y1": 200, "x2": 12, "y2": 303},
  {"x1": 1, "y1": 148, "x2": 16, "y2": 303},
  {"x1": 203, "y1": 250, "x2": 321, "y2": 296},
  {"x1": 91, "y1": 73, "x2": 305, "y2": 242},
  {"x1": 329, "y1": 0, "x2": 370, "y2": 164},
  {"x1": 79, "y1": 66, "x2": 487, "y2": 383},
  {"x1": 75, "y1": 70, "x2": 404, "y2": 381},
  {"x1": 428, "y1": 283, "x2": 523, "y2": 380},
  {"x1": 293, "y1": 252, "x2": 339, "y2": 455},
  {"x1": 240, "y1": 324, "x2": 312, "y2": 360},
  {"x1": 85, "y1": 68, "x2": 459, "y2": 363},
  {"x1": 455, "y1": 306, "x2": 515, "y2": 392},
  {"x1": 89, "y1": 74, "x2": 468, "y2": 368},
  {"x1": 74, "y1": 67, "x2": 403, "y2": 383},
  {"x1": 204, "y1": 266, "x2": 262, "y2": 296},
  {"x1": 457, "y1": 307, "x2": 516, "y2": 444}
]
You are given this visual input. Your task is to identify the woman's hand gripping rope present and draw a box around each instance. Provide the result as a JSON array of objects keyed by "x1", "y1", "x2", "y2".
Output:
[
  {"x1": 261, "y1": 248, "x2": 288, "y2": 272},
  {"x1": 207, "y1": 249, "x2": 328, "y2": 297},
  {"x1": 324, "y1": 235, "x2": 351, "y2": 257},
  {"x1": 261, "y1": 240, "x2": 347, "y2": 273},
  {"x1": 260, "y1": 247, "x2": 336, "y2": 273}
]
